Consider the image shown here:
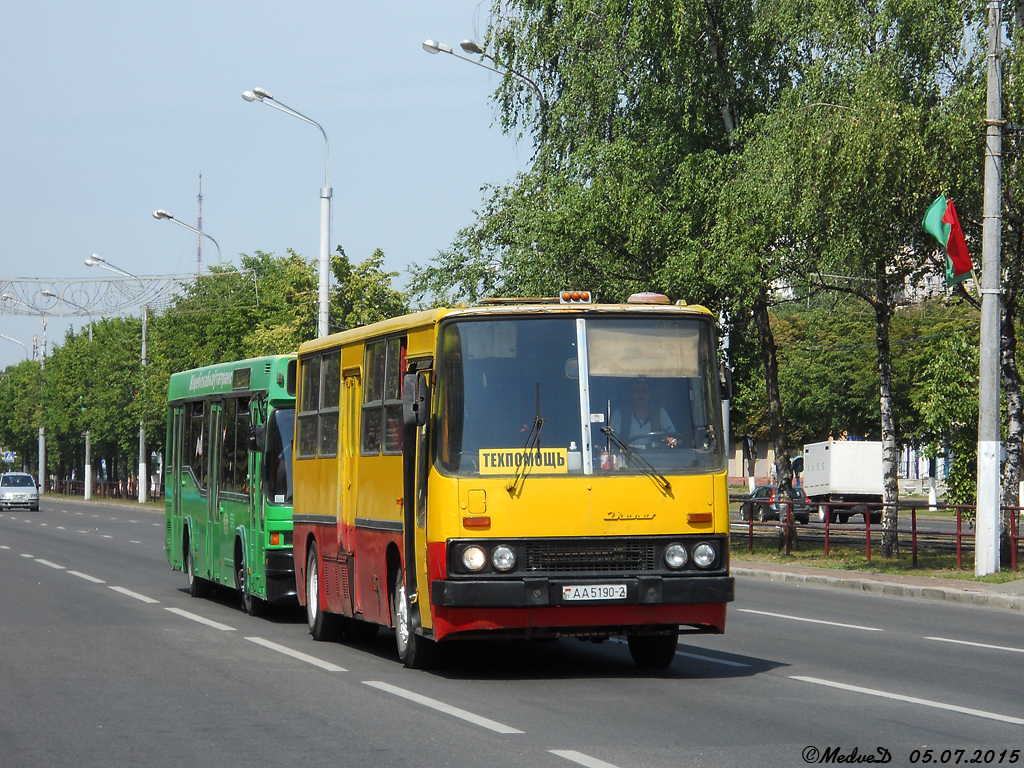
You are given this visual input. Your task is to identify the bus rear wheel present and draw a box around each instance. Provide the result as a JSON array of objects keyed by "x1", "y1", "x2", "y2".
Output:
[
  {"x1": 306, "y1": 542, "x2": 340, "y2": 641},
  {"x1": 185, "y1": 543, "x2": 211, "y2": 598},
  {"x1": 391, "y1": 567, "x2": 438, "y2": 669},
  {"x1": 626, "y1": 628, "x2": 679, "y2": 669}
]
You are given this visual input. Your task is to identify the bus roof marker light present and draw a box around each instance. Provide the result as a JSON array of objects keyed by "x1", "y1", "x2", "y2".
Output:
[
  {"x1": 627, "y1": 292, "x2": 671, "y2": 305},
  {"x1": 559, "y1": 290, "x2": 593, "y2": 304}
]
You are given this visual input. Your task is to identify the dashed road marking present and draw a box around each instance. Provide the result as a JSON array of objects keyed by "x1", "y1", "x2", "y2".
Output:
[
  {"x1": 792, "y1": 676, "x2": 1024, "y2": 725},
  {"x1": 35, "y1": 559, "x2": 65, "y2": 570},
  {"x1": 164, "y1": 607, "x2": 235, "y2": 631},
  {"x1": 68, "y1": 571, "x2": 105, "y2": 584},
  {"x1": 246, "y1": 637, "x2": 346, "y2": 672},
  {"x1": 739, "y1": 608, "x2": 883, "y2": 632},
  {"x1": 550, "y1": 750, "x2": 622, "y2": 768},
  {"x1": 363, "y1": 680, "x2": 524, "y2": 734},
  {"x1": 926, "y1": 636, "x2": 1024, "y2": 655},
  {"x1": 109, "y1": 586, "x2": 159, "y2": 604}
]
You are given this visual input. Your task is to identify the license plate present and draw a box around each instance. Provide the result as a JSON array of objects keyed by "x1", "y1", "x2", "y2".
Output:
[{"x1": 562, "y1": 584, "x2": 628, "y2": 601}]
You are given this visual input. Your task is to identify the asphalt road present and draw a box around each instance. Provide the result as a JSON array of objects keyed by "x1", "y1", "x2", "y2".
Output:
[{"x1": 1, "y1": 497, "x2": 1022, "y2": 768}]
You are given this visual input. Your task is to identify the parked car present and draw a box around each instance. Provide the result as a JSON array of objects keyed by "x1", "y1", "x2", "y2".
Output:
[
  {"x1": 739, "y1": 485, "x2": 810, "y2": 524},
  {"x1": 0, "y1": 472, "x2": 39, "y2": 511}
]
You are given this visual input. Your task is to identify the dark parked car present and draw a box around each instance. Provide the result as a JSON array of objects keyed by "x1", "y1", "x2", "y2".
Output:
[
  {"x1": 0, "y1": 472, "x2": 40, "y2": 511},
  {"x1": 739, "y1": 485, "x2": 810, "y2": 524}
]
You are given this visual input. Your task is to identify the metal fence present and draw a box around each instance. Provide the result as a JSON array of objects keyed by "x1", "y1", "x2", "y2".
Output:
[{"x1": 730, "y1": 497, "x2": 1022, "y2": 571}]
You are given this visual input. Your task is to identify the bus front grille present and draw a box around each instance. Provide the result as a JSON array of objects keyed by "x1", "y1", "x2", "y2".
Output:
[{"x1": 524, "y1": 541, "x2": 657, "y2": 574}]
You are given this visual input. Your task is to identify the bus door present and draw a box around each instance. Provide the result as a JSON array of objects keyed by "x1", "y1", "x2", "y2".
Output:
[
  {"x1": 167, "y1": 405, "x2": 185, "y2": 568},
  {"x1": 214, "y1": 396, "x2": 252, "y2": 588},
  {"x1": 206, "y1": 401, "x2": 225, "y2": 584},
  {"x1": 402, "y1": 367, "x2": 432, "y2": 631},
  {"x1": 247, "y1": 398, "x2": 266, "y2": 596}
]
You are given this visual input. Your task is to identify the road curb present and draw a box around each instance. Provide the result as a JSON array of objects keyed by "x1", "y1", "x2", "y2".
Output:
[{"x1": 732, "y1": 566, "x2": 1024, "y2": 612}]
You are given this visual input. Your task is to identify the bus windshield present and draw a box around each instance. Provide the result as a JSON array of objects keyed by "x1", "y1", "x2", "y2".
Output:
[
  {"x1": 436, "y1": 315, "x2": 725, "y2": 476},
  {"x1": 264, "y1": 406, "x2": 295, "y2": 504}
]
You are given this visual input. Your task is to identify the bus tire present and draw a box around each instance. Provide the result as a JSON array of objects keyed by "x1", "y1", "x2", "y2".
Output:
[
  {"x1": 391, "y1": 567, "x2": 438, "y2": 669},
  {"x1": 306, "y1": 542, "x2": 340, "y2": 642},
  {"x1": 185, "y1": 542, "x2": 211, "y2": 599},
  {"x1": 235, "y1": 546, "x2": 263, "y2": 617},
  {"x1": 626, "y1": 628, "x2": 679, "y2": 669}
]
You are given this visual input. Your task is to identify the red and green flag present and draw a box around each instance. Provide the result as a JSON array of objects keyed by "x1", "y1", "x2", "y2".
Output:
[{"x1": 922, "y1": 194, "x2": 973, "y2": 286}]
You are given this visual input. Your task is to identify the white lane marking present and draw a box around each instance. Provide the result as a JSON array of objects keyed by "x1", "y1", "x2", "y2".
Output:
[
  {"x1": 56, "y1": 526, "x2": 65, "y2": 530},
  {"x1": 68, "y1": 571, "x2": 105, "y2": 584},
  {"x1": 102, "y1": 535, "x2": 112, "y2": 539},
  {"x1": 363, "y1": 680, "x2": 524, "y2": 734},
  {"x1": 550, "y1": 750, "x2": 622, "y2": 768},
  {"x1": 0, "y1": 545, "x2": 9, "y2": 550},
  {"x1": 164, "y1": 607, "x2": 235, "y2": 631},
  {"x1": 677, "y1": 650, "x2": 751, "y2": 668},
  {"x1": 39, "y1": 523, "x2": 48, "y2": 527},
  {"x1": 738, "y1": 608, "x2": 883, "y2": 632},
  {"x1": 20, "y1": 553, "x2": 33, "y2": 558},
  {"x1": 245, "y1": 637, "x2": 346, "y2": 672},
  {"x1": 108, "y1": 586, "x2": 159, "y2": 604},
  {"x1": 926, "y1": 636, "x2": 1024, "y2": 655},
  {"x1": 130, "y1": 540, "x2": 142, "y2": 544},
  {"x1": 792, "y1": 676, "x2": 1024, "y2": 725},
  {"x1": 35, "y1": 559, "x2": 65, "y2": 570}
]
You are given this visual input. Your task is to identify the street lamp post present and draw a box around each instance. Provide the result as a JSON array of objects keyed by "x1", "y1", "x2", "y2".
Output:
[
  {"x1": 84, "y1": 255, "x2": 148, "y2": 504},
  {"x1": 243, "y1": 87, "x2": 331, "y2": 337},
  {"x1": 153, "y1": 210, "x2": 223, "y2": 268},
  {"x1": 2, "y1": 293, "x2": 47, "y2": 493},
  {"x1": 41, "y1": 289, "x2": 94, "y2": 341},
  {"x1": 0, "y1": 333, "x2": 29, "y2": 360}
]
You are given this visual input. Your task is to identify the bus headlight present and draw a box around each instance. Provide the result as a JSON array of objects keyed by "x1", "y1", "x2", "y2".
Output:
[
  {"x1": 461, "y1": 545, "x2": 487, "y2": 572},
  {"x1": 664, "y1": 543, "x2": 688, "y2": 569},
  {"x1": 692, "y1": 542, "x2": 716, "y2": 569},
  {"x1": 491, "y1": 545, "x2": 516, "y2": 572}
]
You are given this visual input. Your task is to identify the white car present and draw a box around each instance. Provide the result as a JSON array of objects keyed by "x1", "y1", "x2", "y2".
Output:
[{"x1": 0, "y1": 472, "x2": 40, "y2": 511}]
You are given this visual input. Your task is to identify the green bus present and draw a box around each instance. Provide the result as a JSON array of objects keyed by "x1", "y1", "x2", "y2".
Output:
[{"x1": 165, "y1": 355, "x2": 297, "y2": 614}]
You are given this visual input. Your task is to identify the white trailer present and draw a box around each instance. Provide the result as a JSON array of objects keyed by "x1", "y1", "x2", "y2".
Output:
[{"x1": 802, "y1": 440, "x2": 883, "y2": 524}]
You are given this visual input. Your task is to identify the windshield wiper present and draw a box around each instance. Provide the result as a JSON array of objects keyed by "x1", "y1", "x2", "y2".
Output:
[
  {"x1": 600, "y1": 425, "x2": 671, "y2": 494},
  {"x1": 506, "y1": 415, "x2": 545, "y2": 496}
]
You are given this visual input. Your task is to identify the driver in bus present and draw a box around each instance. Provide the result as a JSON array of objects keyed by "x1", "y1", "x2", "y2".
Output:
[{"x1": 611, "y1": 378, "x2": 679, "y2": 448}]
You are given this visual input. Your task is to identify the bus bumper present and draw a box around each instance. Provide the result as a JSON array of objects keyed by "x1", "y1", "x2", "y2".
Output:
[
  {"x1": 264, "y1": 550, "x2": 297, "y2": 604},
  {"x1": 432, "y1": 575, "x2": 734, "y2": 608}
]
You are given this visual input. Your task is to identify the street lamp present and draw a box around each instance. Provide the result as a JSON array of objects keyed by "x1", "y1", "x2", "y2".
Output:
[
  {"x1": 41, "y1": 290, "x2": 94, "y2": 341},
  {"x1": 422, "y1": 39, "x2": 548, "y2": 139},
  {"x1": 243, "y1": 86, "x2": 331, "y2": 338},
  {"x1": 83, "y1": 255, "x2": 148, "y2": 504},
  {"x1": 0, "y1": 333, "x2": 29, "y2": 360},
  {"x1": 2, "y1": 293, "x2": 47, "y2": 494},
  {"x1": 85, "y1": 254, "x2": 139, "y2": 280},
  {"x1": 153, "y1": 209, "x2": 222, "y2": 267}
]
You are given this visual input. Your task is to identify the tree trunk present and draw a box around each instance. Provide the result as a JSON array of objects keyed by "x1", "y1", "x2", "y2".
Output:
[
  {"x1": 752, "y1": 290, "x2": 795, "y2": 551},
  {"x1": 873, "y1": 279, "x2": 900, "y2": 557}
]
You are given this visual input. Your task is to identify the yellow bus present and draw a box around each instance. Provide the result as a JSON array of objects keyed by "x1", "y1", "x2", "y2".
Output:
[{"x1": 293, "y1": 292, "x2": 734, "y2": 668}]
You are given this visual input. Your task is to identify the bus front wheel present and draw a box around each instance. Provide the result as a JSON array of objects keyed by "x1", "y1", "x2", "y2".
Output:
[
  {"x1": 626, "y1": 628, "x2": 679, "y2": 669},
  {"x1": 235, "y1": 546, "x2": 263, "y2": 617},
  {"x1": 391, "y1": 567, "x2": 438, "y2": 669}
]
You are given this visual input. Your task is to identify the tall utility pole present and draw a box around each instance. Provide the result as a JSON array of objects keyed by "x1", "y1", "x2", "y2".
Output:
[
  {"x1": 977, "y1": 0, "x2": 1003, "y2": 576},
  {"x1": 196, "y1": 172, "x2": 203, "y2": 274}
]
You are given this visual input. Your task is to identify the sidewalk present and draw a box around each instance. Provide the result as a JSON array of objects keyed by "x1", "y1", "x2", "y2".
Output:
[{"x1": 732, "y1": 558, "x2": 1024, "y2": 612}]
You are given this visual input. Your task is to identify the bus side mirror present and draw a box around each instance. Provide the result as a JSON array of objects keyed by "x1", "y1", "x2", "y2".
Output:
[
  {"x1": 248, "y1": 424, "x2": 265, "y2": 453},
  {"x1": 403, "y1": 372, "x2": 430, "y2": 428},
  {"x1": 720, "y1": 364, "x2": 733, "y2": 401}
]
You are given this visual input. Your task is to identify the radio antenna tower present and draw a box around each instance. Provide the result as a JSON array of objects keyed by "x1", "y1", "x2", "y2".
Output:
[{"x1": 195, "y1": 172, "x2": 203, "y2": 274}]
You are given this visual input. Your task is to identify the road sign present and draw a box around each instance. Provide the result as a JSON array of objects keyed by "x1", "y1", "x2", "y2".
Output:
[{"x1": 2, "y1": 451, "x2": 15, "y2": 463}]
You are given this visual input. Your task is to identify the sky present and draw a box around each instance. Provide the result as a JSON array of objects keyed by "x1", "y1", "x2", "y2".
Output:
[{"x1": 0, "y1": 1, "x2": 531, "y2": 372}]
